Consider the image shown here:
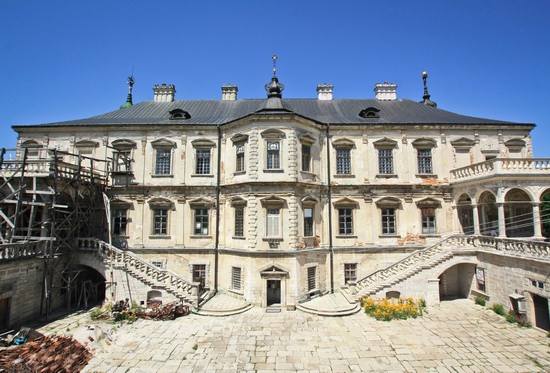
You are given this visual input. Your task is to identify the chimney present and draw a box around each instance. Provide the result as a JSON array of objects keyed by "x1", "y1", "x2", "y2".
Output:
[
  {"x1": 317, "y1": 83, "x2": 333, "y2": 100},
  {"x1": 153, "y1": 84, "x2": 176, "y2": 102},
  {"x1": 374, "y1": 82, "x2": 397, "y2": 101},
  {"x1": 221, "y1": 84, "x2": 238, "y2": 101}
]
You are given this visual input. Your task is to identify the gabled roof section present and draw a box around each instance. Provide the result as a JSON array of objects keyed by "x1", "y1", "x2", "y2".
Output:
[{"x1": 13, "y1": 98, "x2": 534, "y2": 129}]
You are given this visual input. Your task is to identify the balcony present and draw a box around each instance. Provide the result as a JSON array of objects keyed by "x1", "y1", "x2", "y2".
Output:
[{"x1": 450, "y1": 158, "x2": 550, "y2": 184}]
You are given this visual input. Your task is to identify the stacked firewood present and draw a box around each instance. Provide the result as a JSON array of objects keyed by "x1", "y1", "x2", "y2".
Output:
[
  {"x1": 0, "y1": 335, "x2": 92, "y2": 372},
  {"x1": 136, "y1": 302, "x2": 190, "y2": 321}
]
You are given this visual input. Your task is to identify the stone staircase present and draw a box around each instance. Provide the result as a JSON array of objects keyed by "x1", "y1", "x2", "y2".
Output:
[
  {"x1": 75, "y1": 238, "x2": 197, "y2": 306},
  {"x1": 355, "y1": 234, "x2": 550, "y2": 300}
]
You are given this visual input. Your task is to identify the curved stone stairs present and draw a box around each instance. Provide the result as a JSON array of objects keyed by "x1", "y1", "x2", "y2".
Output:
[
  {"x1": 193, "y1": 292, "x2": 254, "y2": 316},
  {"x1": 296, "y1": 291, "x2": 361, "y2": 316}
]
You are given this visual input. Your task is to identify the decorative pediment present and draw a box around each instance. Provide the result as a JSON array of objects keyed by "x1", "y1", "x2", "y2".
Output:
[
  {"x1": 111, "y1": 139, "x2": 137, "y2": 150},
  {"x1": 373, "y1": 137, "x2": 398, "y2": 148},
  {"x1": 412, "y1": 138, "x2": 437, "y2": 149},
  {"x1": 504, "y1": 138, "x2": 526, "y2": 153},
  {"x1": 415, "y1": 198, "x2": 441, "y2": 208},
  {"x1": 75, "y1": 140, "x2": 99, "y2": 148},
  {"x1": 260, "y1": 195, "x2": 286, "y2": 207},
  {"x1": 259, "y1": 263, "x2": 289, "y2": 277},
  {"x1": 230, "y1": 134, "x2": 249, "y2": 144},
  {"x1": 230, "y1": 196, "x2": 247, "y2": 207},
  {"x1": 332, "y1": 138, "x2": 355, "y2": 148},
  {"x1": 191, "y1": 138, "x2": 216, "y2": 148},
  {"x1": 169, "y1": 108, "x2": 191, "y2": 120},
  {"x1": 21, "y1": 140, "x2": 42, "y2": 148},
  {"x1": 359, "y1": 106, "x2": 380, "y2": 118},
  {"x1": 110, "y1": 198, "x2": 134, "y2": 209},
  {"x1": 147, "y1": 197, "x2": 175, "y2": 210},
  {"x1": 375, "y1": 197, "x2": 402, "y2": 208},
  {"x1": 450, "y1": 137, "x2": 475, "y2": 153},
  {"x1": 151, "y1": 138, "x2": 176, "y2": 148},
  {"x1": 260, "y1": 129, "x2": 286, "y2": 139},
  {"x1": 333, "y1": 197, "x2": 359, "y2": 208},
  {"x1": 298, "y1": 132, "x2": 316, "y2": 145},
  {"x1": 301, "y1": 195, "x2": 320, "y2": 206},
  {"x1": 188, "y1": 197, "x2": 215, "y2": 207}
]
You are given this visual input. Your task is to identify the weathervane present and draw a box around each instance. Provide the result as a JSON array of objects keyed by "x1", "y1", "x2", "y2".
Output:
[
  {"x1": 127, "y1": 75, "x2": 135, "y2": 95},
  {"x1": 272, "y1": 54, "x2": 278, "y2": 76}
]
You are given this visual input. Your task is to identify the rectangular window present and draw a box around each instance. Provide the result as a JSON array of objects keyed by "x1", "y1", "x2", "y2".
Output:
[
  {"x1": 236, "y1": 145, "x2": 245, "y2": 173},
  {"x1": 234, "y1": 207, "x2": 244, "y2": 237},
  {"x1": 195, "y1": 149, "x2": 211, "y2": 174},
  {"x1": 112, "y1": 209, "x2": 127, "y2": 236},
  {"x1": 155, "y1": 149, "x2": 171, "y2": 175},
  {"x1": 153, "y1": 209, "x2": 168, "y2": 235},
  {"x1": 231, "y1": 267, "x2": 242, "y2": 291},
  {"x1": 476, "y1": 267, "x2": 485, "y2": 292},
  {"x1": 151, "y1": 260, "x2": 164, "y2": 269},
  {"x1": 193, "y1": 264, "x2": 206, "y2": 288},
  {"x1": 301, "y1": 144, "x2": 311, "y2": 172},
  {"x1": 113, "y1": 151, "x2": 131, "y2": 172},
  {"x1": 421, "y1": 208, "x2": 437, "y2": 234},
  {"x1": 378, "y1": 149, "x2": 394, "y2": 174},
  {"x1": 338, "y1": 208, "x2": 353, "y2": 235},
  {"x1": 194, "y1": 208, "x2": 209, "y2": 235},
  {"x1": 304, "y1": 207, "x2": 313, "y2": 237},
  {"x1": 418, "y1": 148, "x2": 433, "y2": 174},
  {"x1": 344, "y1": 263, "x2": 357, "y2": 284},
  {"x1": 307, "y1": 267, "x2": 316, "y2": 291},
  {"x1": 381, "y1": 208, "x2": 396, "y2": 235},
  {"x1": 336, "y1": 148, "x2": 351, "y2": 174},
  {"x1": 267, "y1": 142, "x2": 280, "y2": 169},
  {"x1": 266, "y1": 208, "x2": 280, "y2": 237}
]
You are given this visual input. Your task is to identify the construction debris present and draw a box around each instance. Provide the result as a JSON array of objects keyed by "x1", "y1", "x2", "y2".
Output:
[
  {"x1": 0, "y1": 335, "x2": 92, "y2": 373},
  {"x1": 136, "y1": 301, "x2": 190, "y2": 321}
]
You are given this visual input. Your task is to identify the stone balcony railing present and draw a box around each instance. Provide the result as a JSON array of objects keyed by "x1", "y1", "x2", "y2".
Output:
[
  {"x1": 450, "y1": 158, "x2": 550, "y2": 184},
  {"x1": 75, "y1": 238, "x2": 198, "y2": 305}
]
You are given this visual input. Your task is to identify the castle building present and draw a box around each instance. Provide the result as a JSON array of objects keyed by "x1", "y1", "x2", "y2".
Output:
[{"x1": 2, "y1": 68, "x2": 549, "y2": 330}]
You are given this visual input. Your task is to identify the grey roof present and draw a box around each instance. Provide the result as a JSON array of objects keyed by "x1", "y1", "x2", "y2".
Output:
[{"x1": 13, "y1": 98, "x2": 533, "y2": 129}]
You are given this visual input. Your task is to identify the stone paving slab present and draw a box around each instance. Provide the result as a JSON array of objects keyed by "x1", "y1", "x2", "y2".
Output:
[{"x1": 34, "y1": 299, "x2": 549, "y2": 372}]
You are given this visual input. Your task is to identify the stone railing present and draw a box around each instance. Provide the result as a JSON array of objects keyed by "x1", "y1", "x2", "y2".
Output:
[
  {"x1": 0, "y1": 240, "x2": 47, "y2": 262},
  {"x1": 450, "y1": 158, "x2": 550, "y2": 183},
  {"x1": 355, "y1": 235, "x2": 471, "y2": 293},
  {"x1": 355, "y1": 234, "x2": 550, "y2": 296},
  {"x1": 75, "y1": 238, "x2": 197, "y2": 304}
]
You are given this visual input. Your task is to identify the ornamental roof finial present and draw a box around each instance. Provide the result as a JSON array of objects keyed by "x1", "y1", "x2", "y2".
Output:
[
  {"x1": 120, "y1": 74, "x2": 135, "y2": 109},
  {"x1": 265, "y1": 54, "x2": 285, "y2": 98},
  {"x1": 421, "y1": 71, "x2": 437, "y2": 108},
  {"x1": 272, "y1": 54, "x2": 278, "y2": 76}
]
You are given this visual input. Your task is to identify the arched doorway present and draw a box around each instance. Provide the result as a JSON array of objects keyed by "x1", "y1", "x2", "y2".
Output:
[
  {"x1": 439, "y1": 263, "x2": 476, "y2": 300},
  {"x1": 457, "y1": 194, "x2": 474, "y2": 235},
  {"x1": 477, "y1": 191, "x2": 498, "y2": 236},
  {"x1": 504, "y1": 189, "x2": 533, "y2": 238},
  {"x1": 67, "y1": 265, "x2": 106, "y2": 309}
]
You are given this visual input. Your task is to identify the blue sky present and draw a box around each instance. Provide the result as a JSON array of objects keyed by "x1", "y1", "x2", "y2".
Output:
[{"x1": 1, "y1": 1, "x2": 549, "y2": 156}]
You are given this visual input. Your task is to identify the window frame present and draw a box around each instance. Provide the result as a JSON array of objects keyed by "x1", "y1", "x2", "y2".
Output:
[
  {"x1": 231, "y1": 266, "x2": 242, "y2": 292},
  {"x1": 234, "y1": 206, "x2": 244, "y2": 237},
  {"x1": 153, "y1": 208, "x2": 168, "y2": 235},
  {"x1": 266, "y1": 141, "x2": 281, "y2": 170},
  {"x1": 261, "y1": 129, "x2": 285, "y2": 172},
  {"x1": 344, "y1": 263, "x2": 357, "y2": 285},
  {"x1": 307, "y1": 266, "x2": 317, "y2": 292},
  {"x1": 195, "y1": 148, "x2": 211, "y2": 175},
  {"x1": 235, "y1": 144, "x2": 245, "y2": 173},
  {"x1": 266, "y1": 207, "x2": 281, "y2": 237},
  {"x1": 338, "y1": 208, "x2": 354, "y2": 236},
  {"x1": 412, "y1": 138, "x2": 436, "y2": 175},
  {"x1": 303, "y1": 207, "x2": 314, "y2": 237},
  {"x1": 194, "y1": 208, "x2": 210, "y2": 236},
  {"x1": 336, "y1": 148, "x2": 352, "y2": 175},
  {"x1": 381, "y1": 208, "x2": 396, "y2": 235},
  {"x1": 421, "y1": 207, "x2": 437, "y2": 234},
  {"x1": 301, "y1": 144, "x2": 311, "y2": 172},
  {"x1": 112, "y1": 209, "x2": 128, "y2": 236}
]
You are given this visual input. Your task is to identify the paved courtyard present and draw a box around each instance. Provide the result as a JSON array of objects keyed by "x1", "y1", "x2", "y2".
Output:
[{"x1": 38, "y1": 299, "x2": 549, "y2": 373}]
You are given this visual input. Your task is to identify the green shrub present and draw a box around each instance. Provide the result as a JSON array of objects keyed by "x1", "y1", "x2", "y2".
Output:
[
  {"x1": 505, "y1": 313, "x2": 517, "y2": 323},
  {"x1": 475, "y1": 296, "x2": 486, "y2": 306},
  {"x1": 490, "y1": 303, "x2": 506, "y2": 316}
]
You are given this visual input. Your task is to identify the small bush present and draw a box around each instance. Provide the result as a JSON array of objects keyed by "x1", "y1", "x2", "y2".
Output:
[
  {"x1": 505, "y1": 313, "x2": 517, "y2": 323},
  {"x1": 360, "y1": 297, "x2": 426, "y2": 321},
  {"x1": 90, "y1": 303, "x2": 111, "y2": 320},
  {"x1": 490, "y1": 303, "x2": 506, "y2": 316},
  {"x1": 475, "y1": 296, "x2": 486, "y2": 306}
]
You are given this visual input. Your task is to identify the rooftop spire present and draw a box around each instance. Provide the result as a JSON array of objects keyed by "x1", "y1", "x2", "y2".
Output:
[
  {"x1": 120, "y1": 75, "x2": 135, "y2": 109},
  {"x1": 265, "y1": 54, "x2": 285, "y2": 98},
  {"x1": 421, "y1": 71, "x2": 437, "y2": 108}
]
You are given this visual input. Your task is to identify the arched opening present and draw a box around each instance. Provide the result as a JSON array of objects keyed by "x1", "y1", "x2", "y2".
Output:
[
  {"x1": 147, "y1": 290, "x2": 163, "y2": 307},
  {"x1": 540, "y1": 189, "x2": 550, "y2": 240},
  {"x1": 67, "y1": 265, "x2": 106, "y2": 309},
  {"x1": 504, "y1": 189, "x2": 533, "y2": 238},
  {"x1": 457, "y1": 194, "x2": 474, "y2": 235},
  {"x1": 439, "y1": 263, "x2": 476, "y2": 300},
  {"x1": 477, "y1": 191, "x2": 498, "y2": 236}
]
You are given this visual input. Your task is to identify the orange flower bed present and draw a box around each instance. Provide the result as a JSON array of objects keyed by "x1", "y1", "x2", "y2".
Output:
[{"x1": 360, "y1": 297, "x2": 426, "y2": 321}]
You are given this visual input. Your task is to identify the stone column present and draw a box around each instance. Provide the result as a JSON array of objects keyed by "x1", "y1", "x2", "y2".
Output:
[
  {"x1": 532, "y1": 202, "x2": 544, "y2": 240},
  {"x1": 472, "y1": 204, "x2": 480, "y2": 235},
  {"x1": 497, "y1": 202, "x2": 506, "y2": 238}
]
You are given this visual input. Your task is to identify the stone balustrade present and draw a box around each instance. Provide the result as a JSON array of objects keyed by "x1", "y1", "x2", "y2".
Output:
[
  {"x1": 355, "y1": 234, "x2": 550, "y2": 295},
  {"x1": 0, "y1": 240, "x2": 46, "y2": 261},
  {"x1": 75, "y1": 238, "x2": 196, "y2": 302},
  {"x1": 451, "y1": 158, "x2": 550, "y2": 183}
]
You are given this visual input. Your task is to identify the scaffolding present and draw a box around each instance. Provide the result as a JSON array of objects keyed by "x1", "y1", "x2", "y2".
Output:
[{"x1": 0, "y1": 147, "x2": 109, "y2": 318}]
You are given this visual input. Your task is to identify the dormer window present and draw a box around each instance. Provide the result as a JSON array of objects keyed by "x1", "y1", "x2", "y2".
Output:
[
  {"x1": 359, "y1": 107, "x2": 380, "y2": 118},
  {"x1": 169, "y1": 109, "x2": 191, "y2": 120}
]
